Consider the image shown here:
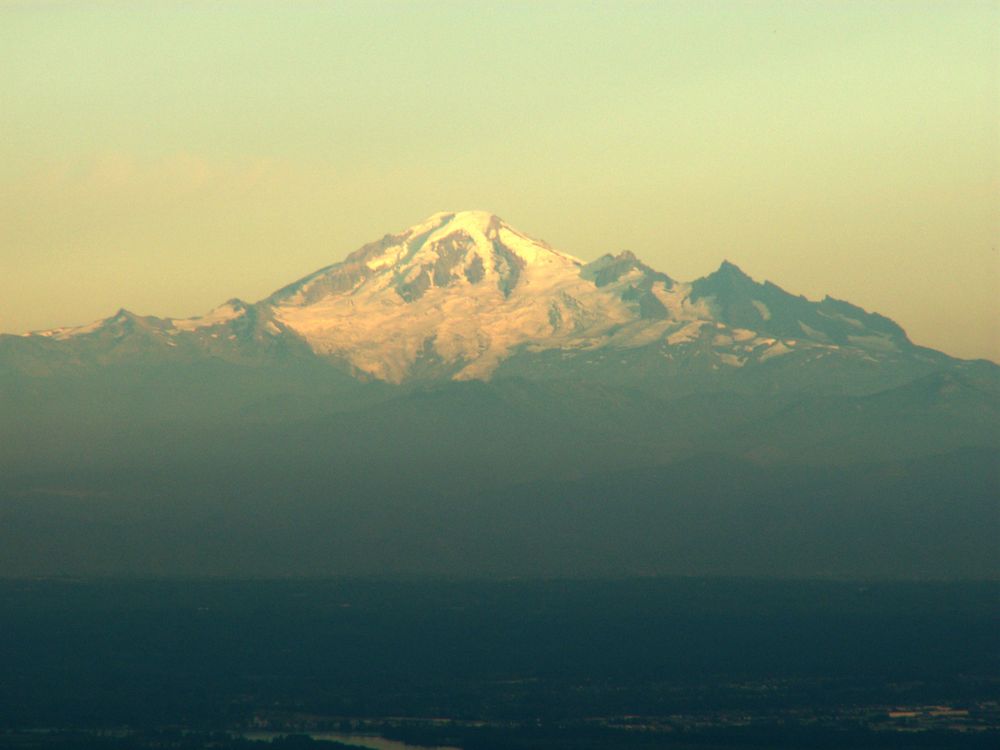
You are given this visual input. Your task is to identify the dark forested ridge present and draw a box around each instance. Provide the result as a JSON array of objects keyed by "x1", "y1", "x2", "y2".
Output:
[
  {"x1": 1, "y1": 371, "x2": 997, "y2": 579},
  {"x1": 2, "y1": 216, "x2": 998, "y2": 580}
]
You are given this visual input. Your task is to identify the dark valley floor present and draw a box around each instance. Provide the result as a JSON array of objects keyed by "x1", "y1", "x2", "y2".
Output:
[{"x1": 1, "y1": 579, "x2": 997, "y2": 749}]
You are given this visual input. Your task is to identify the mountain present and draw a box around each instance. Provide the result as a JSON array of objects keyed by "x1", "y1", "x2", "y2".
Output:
[
  {"x1": 1, "y1": 210, "x2": 997, "y2": 579},
  {"x1": 2, "y1": 210, "x2": 971, "y2": 390}
]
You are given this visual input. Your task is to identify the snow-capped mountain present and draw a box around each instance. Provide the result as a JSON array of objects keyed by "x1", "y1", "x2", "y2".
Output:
[{"x1": 6, "y1": 210, "x2": 957, "y2": 388}]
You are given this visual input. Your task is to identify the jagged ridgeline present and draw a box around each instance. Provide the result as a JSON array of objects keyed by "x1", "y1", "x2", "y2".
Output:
[
  {"x1": 1, "y1": 211, "x2": 997, "y2": 578},
  {"x1": 1, "y1": 210, "x2": 955, "y2": 385}
]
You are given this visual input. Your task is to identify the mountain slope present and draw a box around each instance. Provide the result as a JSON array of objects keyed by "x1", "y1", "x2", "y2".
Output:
[{"x1": 2, "y1": 442, "x2": 995, "y2": 578}]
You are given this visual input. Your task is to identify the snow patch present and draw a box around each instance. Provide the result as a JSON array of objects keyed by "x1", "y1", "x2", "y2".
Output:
[
  {"x1": 172, "y1": 301, "x2": 246, "y2": 331},
  {"x1": 759, "y1": 341, "x2": 791, "y2": 361},
  {"x1": 651, "y1": 282, "x2": 712, "y2": 321},
  {"x1": 365, "y1": 248, "x2": 405, "y2": 271},
  {"x1": 848, "y1": 333, "x2": 898, "y2": 352},
  {"x1": 798, "y1": 322, "x2": 828, "y2": 341},
  {"x1": 666, "y1": 321, "x2": 707, "y2": 346},
  {"x1": 818, "y1": 309, "x2": 865, "y2": 329},
  {"x1": 751, "y1": 300, "x2": 771, "y2": 320},
  {"x1": 30, "y1": 318, "x2": 106, "y2": 340}
]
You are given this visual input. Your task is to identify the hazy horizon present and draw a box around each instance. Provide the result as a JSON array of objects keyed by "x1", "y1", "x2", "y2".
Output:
[{"x1": 1, "y1": 1, "x2": 997, "y2": 361}]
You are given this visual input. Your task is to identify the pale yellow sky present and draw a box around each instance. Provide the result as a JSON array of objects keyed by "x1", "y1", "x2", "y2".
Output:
[{"x1": 1, "y1": 1, "x2": 997, "y2": 360}]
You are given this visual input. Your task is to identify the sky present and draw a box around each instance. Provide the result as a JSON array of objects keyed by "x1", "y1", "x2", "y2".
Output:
[{"x1": 1, "y1": 0, "x2": 997, "y2": 361}]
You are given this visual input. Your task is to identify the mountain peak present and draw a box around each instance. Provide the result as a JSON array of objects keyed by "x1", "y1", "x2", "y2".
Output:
[
  {"x1": 8, "y1": 212, "x2": 938, "y2": 385},
  {"x1": 400, "y1": 210, "x2": 578, "y2": 269},
  {"x1": 425, "y1": 209, "x2": 504, "y2": 234},
  {"x1": 717, "y1": 260, "x2": 752, "y2": 278},
  {"x1": 397, "y1": 210, "x2": 509, "y2": 255},
  {"x1": 409, "y1": 209, "x2": 507, "y2": 257}
]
